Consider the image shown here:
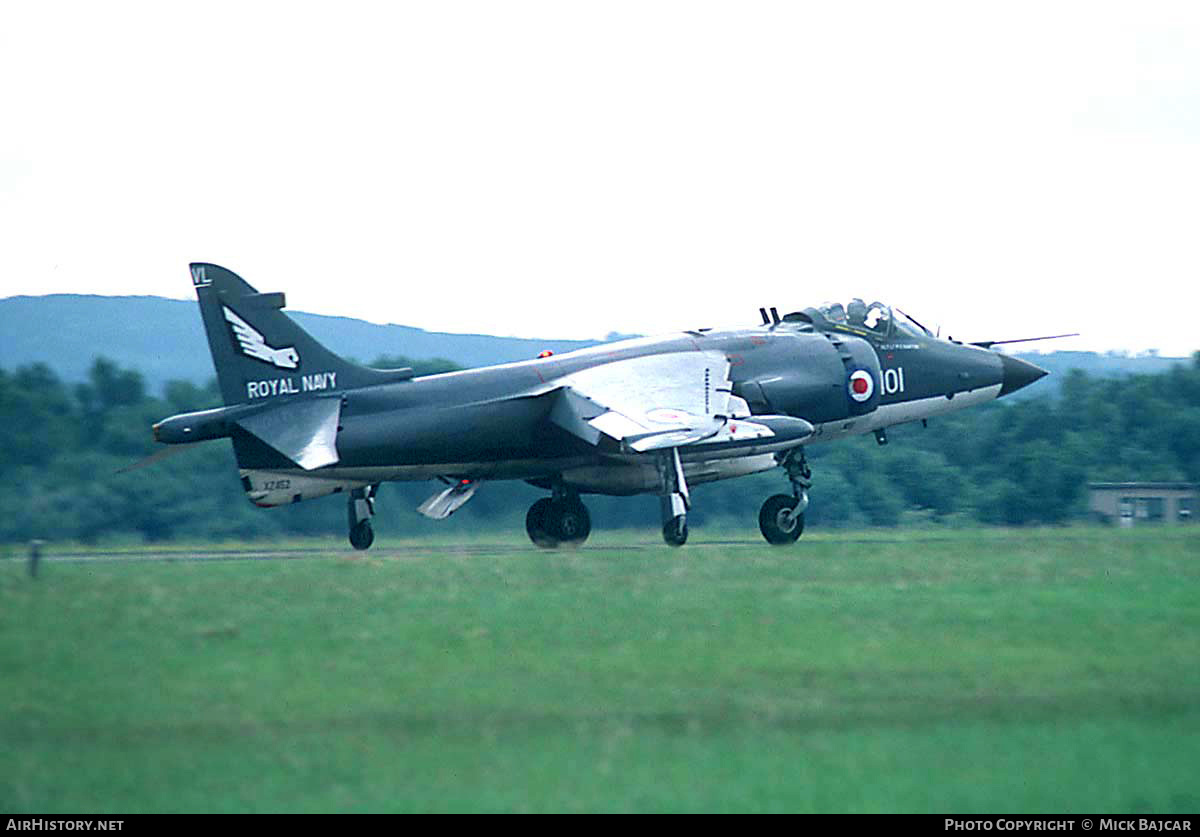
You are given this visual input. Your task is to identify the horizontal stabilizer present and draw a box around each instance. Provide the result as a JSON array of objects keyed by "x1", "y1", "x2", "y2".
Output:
[{"x1": 235, "y1": 397, "x2": 341, "y2": 470}]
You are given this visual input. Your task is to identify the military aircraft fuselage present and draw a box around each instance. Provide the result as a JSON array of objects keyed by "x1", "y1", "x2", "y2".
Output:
[
  {"x1": 154, "y1": 265, "x2": 1049, "y2": 547},
  {"x1": 226, "y1": 319, "x2": 1030, "y2": 482}
]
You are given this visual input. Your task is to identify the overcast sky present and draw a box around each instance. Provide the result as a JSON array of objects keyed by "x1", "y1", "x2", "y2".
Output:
[{"x1": 2, "y1": 1, "x2": 1198, "y2": 356}]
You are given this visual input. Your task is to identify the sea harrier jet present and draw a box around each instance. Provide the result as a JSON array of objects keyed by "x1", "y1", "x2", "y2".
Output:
[{"x1": 149, "y1": 264, "x2": 1056, "y2": 548}]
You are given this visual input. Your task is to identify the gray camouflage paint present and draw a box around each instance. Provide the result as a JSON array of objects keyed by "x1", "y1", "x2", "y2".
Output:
[{"x1": 156, "y1": 264, "x2": 1046, "y2": 507}]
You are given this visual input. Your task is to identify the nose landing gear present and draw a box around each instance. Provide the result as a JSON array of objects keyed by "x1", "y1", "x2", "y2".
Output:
[
  {"x1": 759, "y1": 494, "x2": 804, "y2": 544},
  {"x1": 759, "y1": 448, "x2": 810, "y2": 546}
]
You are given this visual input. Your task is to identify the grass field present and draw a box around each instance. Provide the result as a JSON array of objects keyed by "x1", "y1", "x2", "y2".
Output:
[{"x1": 2, "y1": 527, "x2": 1198, "y2": 813}]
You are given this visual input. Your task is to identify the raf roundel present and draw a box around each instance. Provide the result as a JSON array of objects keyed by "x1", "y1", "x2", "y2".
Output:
[{"x1": 848, "y1": 369, "x2": 874, "y2": 403}]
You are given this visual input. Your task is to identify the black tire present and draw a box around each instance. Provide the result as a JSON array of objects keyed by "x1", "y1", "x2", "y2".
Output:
[
  {"x1": 349, "y1": 520, "x2": 375, "y2": 551},
  {"x1": 662, "y1": 515, "x2": 688, "y2": 547},
  {"x1": 759, "y1": 494, "x2": 804, "y2": 545},
  {"x1": 550, "y1": 499, "x2": 591, "y2": 545},
  {"x1": 525, "y1": 498, "x2": 558, "y2": 548}
]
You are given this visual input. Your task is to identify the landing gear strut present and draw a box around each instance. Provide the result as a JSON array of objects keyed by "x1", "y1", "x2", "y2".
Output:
[
  {"x1": 759, "y1": 448, "x2": 810, "y2": 546},
  {"x1": 658, "y1": 448, "x2": 689, "y2": 547},
  {"x1": 348, "y1": 484, "x2": 378, "y2": 550},
  {"x1": 525, "y1": 486, "x2": 592, "y2": 548}
]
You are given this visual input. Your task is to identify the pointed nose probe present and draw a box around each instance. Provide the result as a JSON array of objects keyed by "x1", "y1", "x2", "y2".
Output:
[{"x1": 998, "y1": 354, "x2": 1048, "y2": 397}]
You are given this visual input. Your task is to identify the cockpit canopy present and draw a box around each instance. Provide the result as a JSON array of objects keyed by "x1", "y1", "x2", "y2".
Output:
[{"x1": 785, "y1": 299, "x2": 933, "y2": 339}]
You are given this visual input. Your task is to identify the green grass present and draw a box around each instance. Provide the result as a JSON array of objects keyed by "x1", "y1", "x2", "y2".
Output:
[{"x1": 2, "y1": 527, "x2": 1198, "y2": 812}]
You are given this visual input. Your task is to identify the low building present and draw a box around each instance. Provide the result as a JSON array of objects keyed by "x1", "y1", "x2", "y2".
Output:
[{"x1": 1089, "y1": 482, "x2": 1196, "y2": 526}]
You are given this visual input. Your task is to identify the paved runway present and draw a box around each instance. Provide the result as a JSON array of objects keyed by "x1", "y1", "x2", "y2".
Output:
[{"x1": 4, "y1": 530, "x2": 1107, "y2": 565}]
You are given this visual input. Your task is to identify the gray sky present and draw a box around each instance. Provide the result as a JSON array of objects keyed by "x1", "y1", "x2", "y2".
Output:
[{"x1": 2, "y1": 1, "x2": 1198, "y2": 355}]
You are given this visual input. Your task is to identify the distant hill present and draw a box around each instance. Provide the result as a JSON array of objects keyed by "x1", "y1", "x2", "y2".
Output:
[
  {"x1": 1015, "y1": 350, "x2": 1191, "y2": 380},
  {"x1": 0, "y1": 294, "x2": 1192, "y2": 395},
  {"x1": 0, "y1": 294, "x2": 598, "y2": 393}
]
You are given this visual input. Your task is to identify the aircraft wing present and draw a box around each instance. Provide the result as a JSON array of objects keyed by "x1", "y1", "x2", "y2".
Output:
[{"x1": 549, "y1": 350, "x2": 801, "y2": 453}]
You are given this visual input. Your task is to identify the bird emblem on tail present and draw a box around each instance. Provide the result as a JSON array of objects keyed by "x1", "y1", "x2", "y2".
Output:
[{"x1": 222, "y1": 305, "x2": 300, "y2": 369}]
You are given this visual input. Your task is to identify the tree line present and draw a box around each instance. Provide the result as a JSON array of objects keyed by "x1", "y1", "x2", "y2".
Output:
[{"x1": 1, "y1": 352, "x2": 1198, "y2": 544}]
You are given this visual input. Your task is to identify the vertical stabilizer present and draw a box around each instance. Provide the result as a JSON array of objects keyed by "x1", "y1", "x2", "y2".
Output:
[{"x1": 189, "y1": 263, "x2": 412, "y2": 406}]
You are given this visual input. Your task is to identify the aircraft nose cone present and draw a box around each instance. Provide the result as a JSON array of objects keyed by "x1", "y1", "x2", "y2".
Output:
[{"x1": 998, "y1": 353, "x2": 1048, "y2": 397}]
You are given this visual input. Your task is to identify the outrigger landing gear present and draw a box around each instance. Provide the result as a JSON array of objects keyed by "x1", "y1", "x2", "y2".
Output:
[
  {"x1": 658, "y1": 448, "x2": 689, "y2": 547},
  {"x1": 347, "y1": 484, "x2": 378, "y2": 550},
  {"x1": 525, "y1": 486, "x2": 592, "y2": 548},
  {"x1": 759, "y1": 448, "x2": 810, "y2": 545}
]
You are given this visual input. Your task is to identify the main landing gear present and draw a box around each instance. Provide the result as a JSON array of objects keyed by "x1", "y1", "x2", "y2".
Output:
[
  {"x1": 759, "y1": 448, "x2": 810, "y2": 546},
  {"x1": 526, "y1": 488, "x2": 592, "y2": 548},
  {"x1": 347, "y1": 484, "x2": 378, "y2": 550}
]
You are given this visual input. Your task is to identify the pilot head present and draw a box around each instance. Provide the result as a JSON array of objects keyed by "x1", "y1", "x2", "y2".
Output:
[{"x1": 847, "y1": 298, "x2": 867, "y2": 326}]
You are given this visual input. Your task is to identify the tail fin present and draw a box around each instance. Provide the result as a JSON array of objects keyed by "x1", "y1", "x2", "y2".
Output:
[{"x1": 190, "y1": 262, "x2": 412, "y2": 405}]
